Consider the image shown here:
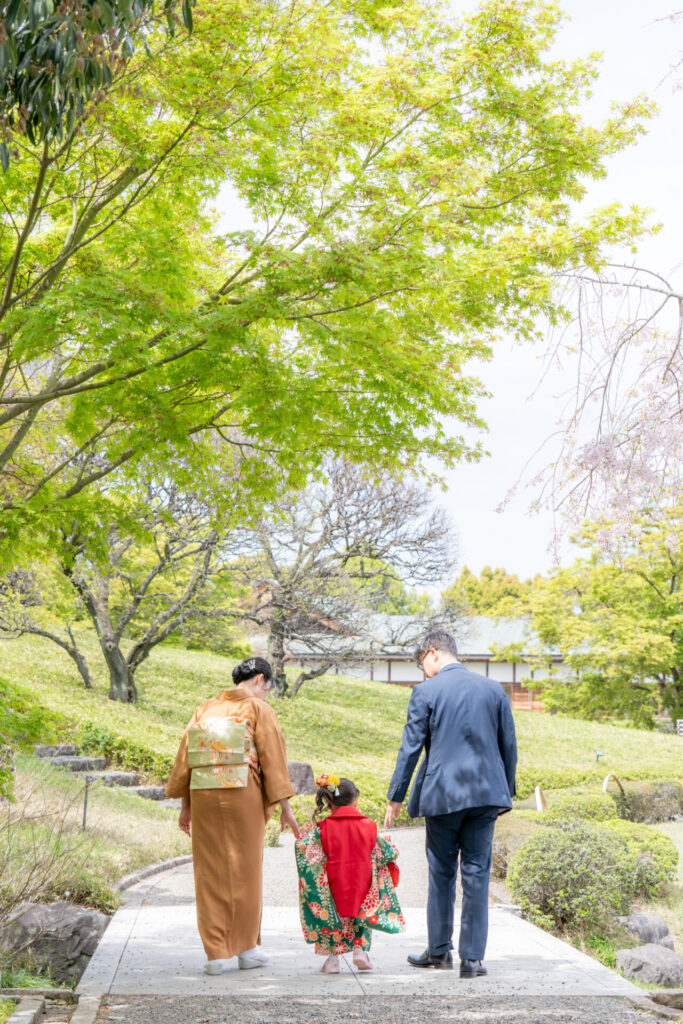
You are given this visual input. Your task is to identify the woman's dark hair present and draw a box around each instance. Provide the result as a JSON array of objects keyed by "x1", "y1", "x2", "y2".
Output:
[
  {"x1": 232, "y1": 656, "x2": 274, "y2": 686},
  {"x1": 313, "y1": 777, "x2": 359, "y2": 822}
]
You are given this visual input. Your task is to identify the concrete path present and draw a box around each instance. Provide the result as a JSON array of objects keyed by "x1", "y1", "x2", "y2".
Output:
[{"x1": 78, "y1": 830, "x2": 643, "y2": 1006}]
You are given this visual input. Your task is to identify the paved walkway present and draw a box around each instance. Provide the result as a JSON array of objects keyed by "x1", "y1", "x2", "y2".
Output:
[{"x1": 76, "y1": 830, "x2": 660, "y2": 1022}]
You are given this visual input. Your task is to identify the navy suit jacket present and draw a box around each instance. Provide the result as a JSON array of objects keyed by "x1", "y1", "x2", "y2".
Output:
[{"x1": 387, "y1": 662, "x2": 517, "y2": 818}]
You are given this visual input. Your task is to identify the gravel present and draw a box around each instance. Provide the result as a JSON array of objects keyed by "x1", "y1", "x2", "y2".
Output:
[{"x1": 94, "y1": 994, "x2": 665, "y2": 1024}]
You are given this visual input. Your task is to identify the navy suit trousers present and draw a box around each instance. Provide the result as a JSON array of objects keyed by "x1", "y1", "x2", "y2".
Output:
[{"x1": 425, "y1": 805, "x2": 499, "y2": 960}]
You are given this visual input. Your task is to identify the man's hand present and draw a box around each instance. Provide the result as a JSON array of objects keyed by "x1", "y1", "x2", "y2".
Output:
[{"x1": 384, "y1": 801, "x2": 402, "y2": 829}]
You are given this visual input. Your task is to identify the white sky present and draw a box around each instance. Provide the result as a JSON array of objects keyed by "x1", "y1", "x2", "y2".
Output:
[{"x1": 440, "y1": 0, "x2": 683, "y2": 578}]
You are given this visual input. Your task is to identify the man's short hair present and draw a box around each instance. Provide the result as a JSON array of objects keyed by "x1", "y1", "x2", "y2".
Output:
[{"x1": 414, "y1": 629, "x2": 458, "y2": 665}]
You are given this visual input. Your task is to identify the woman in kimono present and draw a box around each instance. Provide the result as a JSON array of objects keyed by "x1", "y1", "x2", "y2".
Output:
[
  {"x1": 295, "y1": 774, "x2": 405, "y2": 973},
  {"x1": 166, "y1": 656, "x2": 300, "y2": 973}
]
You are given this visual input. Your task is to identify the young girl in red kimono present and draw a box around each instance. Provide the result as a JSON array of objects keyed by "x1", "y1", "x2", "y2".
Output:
[{"x1": 295, "y1": 774, "x2": 405, "y2": 974}]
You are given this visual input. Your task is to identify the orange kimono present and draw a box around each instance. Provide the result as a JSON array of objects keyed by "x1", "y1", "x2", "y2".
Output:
[{"x1": 166, "y1": 689, "x2": 294, "y2": 960}]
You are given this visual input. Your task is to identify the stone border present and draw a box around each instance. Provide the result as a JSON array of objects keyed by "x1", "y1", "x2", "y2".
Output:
[
  {"x1": 627, "y1": 996, "x2": 683, "y2": 1020},
  {"x1": 69, "y1": 994, "x2": 102, "y2": 1024},
  {"x1": 1, "y1": 989, "x2": 76, "y2": 1001},
  {"x1": 5, "y1": 995, "x2": 45, "y2": 1024},
  {"x1": 116, "y1": 855, "x2": 193, "y2": 892}
]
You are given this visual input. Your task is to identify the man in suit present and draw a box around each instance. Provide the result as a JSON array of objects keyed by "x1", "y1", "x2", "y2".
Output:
[{"x1": 384, "y1": 629, "x2": 517, "y2": 977}]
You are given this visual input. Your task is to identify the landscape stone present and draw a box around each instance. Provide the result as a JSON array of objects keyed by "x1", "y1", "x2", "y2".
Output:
[
  {"x1": 616, "y1": 944, "x2": 683, "y2": 987},
  {"x1": 0, "y1": 901, "x2": 110, "y2": 985},
  {"x1": 129, "y1": 785, "x2": 167, "y2": 800},
  {"x1": 49, "y1": 756, "x2": 107, "y2": 772},
  {"x1": 34, "y1": 744, "x2": 80, "y2": 758},
  {"x1": 287, "y1": 760, "x2": 316, "y2": 795},
  {"x1": 81, "y1": 771, "x2": 141, "y2": 787},
  {"x1": 651, "y1": 991, "x2": 683, "y2": 1009},
  {"x1": 618, "y1": 912, "x2": 674, "y2": 949}
]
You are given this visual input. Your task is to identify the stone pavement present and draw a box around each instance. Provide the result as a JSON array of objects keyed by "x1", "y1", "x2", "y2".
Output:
[{"x1": 74, "y1": 829, "x2": 668, "y2": 1023}]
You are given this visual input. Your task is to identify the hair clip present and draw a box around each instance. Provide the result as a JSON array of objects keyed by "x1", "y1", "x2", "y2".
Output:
[{"x1": 315, "y1": 772, "x2": 340, "y2": 797}]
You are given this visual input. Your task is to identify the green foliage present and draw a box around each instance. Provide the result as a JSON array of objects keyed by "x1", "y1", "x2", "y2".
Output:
[
  {"x1": 601, "y1": 820, "x2": 678, "y2": 899},
  {"x1": 0, "y1": 0, "x2": 652, "y2": 560},
  {"x1": 79, "y1": 722, "x2": 173, "y2": 779},
  {"x1": 443, "y1": 566, "x2": 537, "y2": 617},
  {"x1": 615, "y1": 781, "x2": 683, "y2": 824},
  {"x1": 508, "y1": 822, "x2": 633, "y2": 931},
  {"x1": 42, "y1": 873, "x2": 120, "y2": 916},
  {"x1": 583, "y1": 934, "x2": 619, "y2": 968},
  {"x1": 527, "y1": 505, "x2": 683, "y2": 723},
  {"x1": 264, "y1": 820, "x2": 281, "y2": 849},
  {"x1": 0, "y1": 0, "x2": 194, "y2": 166},
  {"x1": 0, "y1": 676, "x2": 67, "y2": 799},
  {"x1": 0, "y1": 998, "x2": 16, "y2": 1020},
  {"x1": 541, "y1": 790, "x2": 618, "y2": 826}
]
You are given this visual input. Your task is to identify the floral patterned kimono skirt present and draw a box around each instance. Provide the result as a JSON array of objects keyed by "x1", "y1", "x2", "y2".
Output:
[{"x1": 295, "y1": 823, "x2": 405, "y2": 955}]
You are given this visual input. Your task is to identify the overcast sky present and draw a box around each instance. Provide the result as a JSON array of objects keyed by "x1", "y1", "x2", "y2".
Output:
[{"x1": 440, "y1": 0, "x2": 683, "y2": 578}]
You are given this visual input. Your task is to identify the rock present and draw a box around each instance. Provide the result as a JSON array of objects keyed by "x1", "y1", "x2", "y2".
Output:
[
  {"x1": 129, "y1": 785, "x2": 166, "y2": 800},
  {"x1": 80, "y1": 771, "x2": 141, "y2": 787},
  {"x1": 616, "y1": 944, "x2": 683, "y2": 987},
  {"x1": 0, "y1": 901, "x2": 110, "y2": 986},
  {"x1": 49, "y1": 756, "x2": 107, "y2": 772},
  {"x1": 618, "y1": 912, "x2": 674, "y2": 948},
  {"x1": 651, "y1": 991, "x2": 683, "y2": 1009},
  {"x1": 34, "y1": 744, "x2": 80, "y2": 758},
  {"x1": 287, "y1": 760, "x2": 316, "y2": 795}
]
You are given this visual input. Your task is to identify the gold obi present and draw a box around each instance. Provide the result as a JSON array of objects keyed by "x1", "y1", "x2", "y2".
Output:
[{"x1": 188, "y1": 716, "x2": 257, "y2": 790}]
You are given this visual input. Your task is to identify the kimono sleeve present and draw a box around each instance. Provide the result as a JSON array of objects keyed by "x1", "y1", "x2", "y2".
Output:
[
  {"x1": 165, "y1": 706, "x2": 200, "y2": 801},
  {"x1": 254, "y1": 702, "x2": 295, "y2": 805},
  {"x1": 373, "y1": 833, "x2": 400, "y2": 867}
]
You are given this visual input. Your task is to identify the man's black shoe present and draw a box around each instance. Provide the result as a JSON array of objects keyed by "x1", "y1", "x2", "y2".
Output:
[
  {"x1": 460, "y1": 958, "x2": 487, "y2": 978},
  {"x1": 407, "y1": 949, "x2": 453, "y2": 970}
]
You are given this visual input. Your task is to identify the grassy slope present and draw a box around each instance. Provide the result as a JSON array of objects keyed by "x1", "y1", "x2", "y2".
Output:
[
  {"x1": 12, "y1": 751, "x2": 189, "y2": 885},
  {"x1": 3, "y1": 631, "x2": 681, "y2": 821}
]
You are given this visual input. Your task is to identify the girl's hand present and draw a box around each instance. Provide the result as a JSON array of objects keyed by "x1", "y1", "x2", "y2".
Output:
[{"x1": 279, "y1": 799, "x2": 301, "y2": 839}]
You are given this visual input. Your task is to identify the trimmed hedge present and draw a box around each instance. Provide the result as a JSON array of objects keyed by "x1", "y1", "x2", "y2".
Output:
[
  {"x1": 78, "y1": 722, "x2": 174, "y2": 781},
  {"x1": 0, "y1": 677, "x2": 67, "y2": 799},
  {"x1": 541, "y1": 791, "x2": 618, "y2": 826},
  {"x1": 601, "y1": 819, "x2": 678, "y2": 898},
  {"x1": 515, "y1": 767, "x2": 613, "y2": 800},
  {"x1": 615, "y1": 781, "x2": 683, "y2": 824},
  {"x1": 507, "y1": 821, "x2": 633, "y2": 931}
]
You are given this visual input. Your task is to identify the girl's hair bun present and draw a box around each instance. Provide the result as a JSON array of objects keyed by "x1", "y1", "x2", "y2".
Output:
[{"x1": 232, "y1": 656, "x2": 273, "y2": 685}]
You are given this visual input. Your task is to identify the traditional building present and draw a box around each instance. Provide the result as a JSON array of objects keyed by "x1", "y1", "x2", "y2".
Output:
[{"x1": 288, "y1": 615, "x2": 570, "y2": 712}]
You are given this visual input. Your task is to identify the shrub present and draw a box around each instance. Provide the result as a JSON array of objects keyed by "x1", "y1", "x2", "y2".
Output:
[
  {"x1": 614, "y1": 781, "x2": 683, "y2": 824},
  {"x1": 542, "y1": 791, "x2": 618, "y2": 826},
  {"x1": 42, "y1": 872, "x2": 120, "y2": 916},
  {"x1": 600, "y1": 820, "x2": 678, "y2": 899},
  {"x1": 507, "y1": 821, "x2": 632, "y2": 931},
  {"x1": 79, "y1": 723, "x2": 174, "y2": 781},
  {"x1": 0, "y1": 678, "x2": 67, "y2": 800},
  {"x1": 515, "y1": 767, "x2": 609, "y2": 800},
  {"x1": 491, "y1": 838, "x2": 509, "y2": 879}
]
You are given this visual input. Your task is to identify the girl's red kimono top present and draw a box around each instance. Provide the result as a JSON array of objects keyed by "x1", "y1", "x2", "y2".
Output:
[{"x1": 318, "y1": 805, "x2": 379, "y2": 917}]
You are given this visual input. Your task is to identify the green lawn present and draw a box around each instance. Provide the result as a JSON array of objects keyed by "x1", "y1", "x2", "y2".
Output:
[{"x1": 3, "y1": 631, "x2": 681, "y2": 824}]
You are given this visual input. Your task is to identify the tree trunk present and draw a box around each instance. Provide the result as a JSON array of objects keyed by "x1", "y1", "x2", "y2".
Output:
[
  {"x1": 101, "y1": 640, "x2": 137, "y2": 703},
  {"x1": 268, "y1": 613, "x2": 288, "y2": 697},
  {"x1": 290, "y1": 663, "x2": 332, "y2": 698},
  {"x1": 66, "y1": 629, "x2": 93, "y2": 690},
  {"x1": 18, "y1": 626, "x2": 93, "y2": 690}
]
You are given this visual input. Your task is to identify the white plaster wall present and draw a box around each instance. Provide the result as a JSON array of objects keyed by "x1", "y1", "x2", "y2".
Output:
[{"x1": 487, "y1": 661, "x2": 514, "y2": 683}]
